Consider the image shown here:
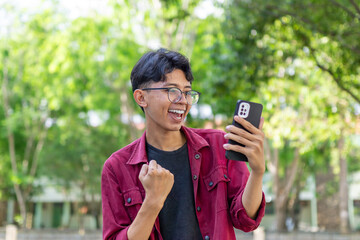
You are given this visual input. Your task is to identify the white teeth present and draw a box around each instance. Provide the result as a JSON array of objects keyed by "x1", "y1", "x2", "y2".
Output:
[{"x1": 169, "y1": 109, "x2": 185, "y2": 114}]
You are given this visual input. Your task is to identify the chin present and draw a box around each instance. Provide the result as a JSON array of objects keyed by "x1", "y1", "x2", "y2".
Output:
[{"x1": 167, "y1": 123, "x2": 183, "y2": 131}]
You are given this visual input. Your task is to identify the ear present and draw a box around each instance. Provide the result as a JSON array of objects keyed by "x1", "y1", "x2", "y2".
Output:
[{"x1": 133, "y1": 89, "x2": 148, "y2": 108}]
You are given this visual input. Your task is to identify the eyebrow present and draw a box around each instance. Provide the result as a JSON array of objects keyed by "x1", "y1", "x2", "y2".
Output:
[{"x1": 164, "y1": 83, "x2": 192, "y2": 89}]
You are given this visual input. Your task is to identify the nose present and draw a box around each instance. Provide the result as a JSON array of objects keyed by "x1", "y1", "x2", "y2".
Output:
[
  {"x1": 173, "y1": 91, "x2": 188, "y2": 104},
  {"x1": 178, "y1": 92, "x2": 188, "y2": 104}
]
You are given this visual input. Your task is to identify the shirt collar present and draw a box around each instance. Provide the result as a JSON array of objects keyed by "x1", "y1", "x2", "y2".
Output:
[
  {"x1": 126, "y1": 126, "x2": 210, "y2": 165},
  {"x1": 126, "y1": 131, "x2": 148, "y2": 165},
  {"x1": 180, "y1": 126, "x2": 209, "y2": 151}
]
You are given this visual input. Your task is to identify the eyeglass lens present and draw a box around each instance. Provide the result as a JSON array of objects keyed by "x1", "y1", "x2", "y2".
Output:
[{"x1": 168, "y1": 88, "x2": 199, "y2": 105}]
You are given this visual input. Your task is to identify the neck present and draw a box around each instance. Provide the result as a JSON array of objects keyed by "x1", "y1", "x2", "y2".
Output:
[{"x1": 145, "y1": 127, "x2": 186, "y2": 151}]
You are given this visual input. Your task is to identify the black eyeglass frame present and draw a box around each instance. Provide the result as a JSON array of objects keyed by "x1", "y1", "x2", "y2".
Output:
[{"x1": 141, "y1": 87, "x2": 201, "y2": 105}]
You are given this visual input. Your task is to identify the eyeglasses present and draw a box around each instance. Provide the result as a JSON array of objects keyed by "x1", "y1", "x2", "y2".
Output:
[{"x1": 141, "y1": 87, "x2": 200, "y2": 105}]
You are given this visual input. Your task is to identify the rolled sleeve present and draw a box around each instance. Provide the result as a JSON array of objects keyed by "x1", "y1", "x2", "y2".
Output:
[{"x1": 230, "y1": 190, "x2": 266, "y2": 232}]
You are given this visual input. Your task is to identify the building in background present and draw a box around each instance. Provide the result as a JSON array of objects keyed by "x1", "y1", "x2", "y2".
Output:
[{"x1": 2, "y1": 173, "x2": 360, "y2": 231}]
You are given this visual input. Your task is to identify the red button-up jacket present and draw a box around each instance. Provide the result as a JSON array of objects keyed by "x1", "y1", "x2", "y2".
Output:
[{"x1": 101, "y1": 126, "x2": 265, "y2": 240}]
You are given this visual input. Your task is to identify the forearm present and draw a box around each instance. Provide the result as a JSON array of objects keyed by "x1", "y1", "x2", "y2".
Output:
[
  {"x1": 241, "y1": 171, "x2": 264, "y2": 219},
  {"x1": 127, "y1": 197, "x2": 162, "y2": 240}
]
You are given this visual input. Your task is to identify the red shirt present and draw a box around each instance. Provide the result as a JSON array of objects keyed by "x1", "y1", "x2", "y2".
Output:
[{"x1": 101, "y1": 126, "x2": 265, "y2": 240}]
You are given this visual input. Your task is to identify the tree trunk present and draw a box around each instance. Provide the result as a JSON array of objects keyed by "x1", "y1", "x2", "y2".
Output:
[
  {"x1": 272, "y1": 146, "x2": 286, "y2": 231},
  {"x1": 338, "y1": 130, "x2": 349, "y2": 234},
  {"x1": 269, "y1": 144, "x2": 300, "y2": 232},
  {"x1": 316, "y1": 169, "x2": 340, "y2": 231},
  {"x1": 288, "y1": 166, "x2": 304, "y2": 231},
  {"x1": 2, "y1": 53, "x2": 28, "y2": 227},
  {"x1": 275, "y1": 201, "x2": 287, "y2": 231}
]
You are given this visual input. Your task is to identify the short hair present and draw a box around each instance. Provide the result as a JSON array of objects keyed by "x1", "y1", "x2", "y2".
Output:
[{"x1": 130, "y1": 48, "x2": 194, "y2": 92}]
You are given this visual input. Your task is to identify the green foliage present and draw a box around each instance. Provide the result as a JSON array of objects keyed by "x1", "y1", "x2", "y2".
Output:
[
  {"x1": 0, "y1": 154, "x2": 12, "y2": 199},
  {"x1": 0, "y1": 0, "x2": 359, "y2": 231},
  {"x1": 38, "y1": 120, "x2": 123, "y2": 193},
  {"x1": 219, "y1": 0, "x2": 359, "y2": 167},
  {"x1": 215, "y1": 0, "x2": 360, "y2": 230},
  {"x1": 226, "y1": 0, "x2": 360, "y2": 103}
]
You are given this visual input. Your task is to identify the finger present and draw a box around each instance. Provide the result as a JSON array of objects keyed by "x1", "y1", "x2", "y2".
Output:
[
  {"x1": 223, "y1": 143, "x2": 249, "y2": 155},
  {"x1": 259, "y1": 117, "x2": 264, "y2": 130},
  {"x1": 148, "y1": 160, "x2": 158, "y2": 171},
  {"x1": 164, "y1": 169, "x2": 173, "y2": 176},
  {"x1": 226, "y1": 125, "x2": 257, "y2": 141},
  {"x1": 156, "y1": 163, "x2": 163, "y2": 170},
  {"x1": 224, "y1": 132, "x2": 255, "y2": 147},
  {"x1": 234, "y1": 115, "x2": 261, "y2": 134},
  {"x1": 156, "y1": 164, "x2": 164, "y2": 174},
  {"x1": 139, "y1": 164, "x2": 148, "y2": 179}
]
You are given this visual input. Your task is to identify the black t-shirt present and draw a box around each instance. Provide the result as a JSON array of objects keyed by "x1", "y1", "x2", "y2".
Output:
[{"x1": 146, "y1": 142, "x2": 203, "y2": 240}]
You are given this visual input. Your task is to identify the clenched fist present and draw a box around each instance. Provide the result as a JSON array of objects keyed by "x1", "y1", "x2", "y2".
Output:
[{"x1": 139, "y1": 160, "x2": 174, "y2": 210}]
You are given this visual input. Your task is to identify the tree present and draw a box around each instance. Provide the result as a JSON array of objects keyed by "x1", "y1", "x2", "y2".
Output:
[
  {"x1": 1, "y1": 0, "x2": 209, "y2": 228},
  {"x1": 226, "y1": 0, "x2": 360, "y2": 104},
  {"x1": 36, "y1": 10, "x2": 142, "y2": 229},
  {"x1": 215, "y1": 0, "x2": 360, "y2": 232},
  {"x1": 0, "y1": 7, "x2": 61, "y2": 226}
]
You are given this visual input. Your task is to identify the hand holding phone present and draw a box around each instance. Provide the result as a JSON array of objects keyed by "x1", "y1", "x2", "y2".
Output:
[{"x1": 225, "y1": 100, "x2": 263, "y2": 162}]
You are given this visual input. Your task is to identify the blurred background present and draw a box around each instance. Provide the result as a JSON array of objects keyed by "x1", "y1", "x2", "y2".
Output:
[{"x1": 0, "y1": 0, "x2": 360, "y2": 239}]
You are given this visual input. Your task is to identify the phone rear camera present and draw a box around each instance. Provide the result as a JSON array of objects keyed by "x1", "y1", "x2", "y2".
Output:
[{"x1": 238, "y1": 102, "x2": 250, "y2": 118}]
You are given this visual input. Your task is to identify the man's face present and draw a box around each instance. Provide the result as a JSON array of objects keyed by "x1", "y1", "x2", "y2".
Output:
[{"x1": 143, "y1": 69, "x2": 192, "y2": 132}]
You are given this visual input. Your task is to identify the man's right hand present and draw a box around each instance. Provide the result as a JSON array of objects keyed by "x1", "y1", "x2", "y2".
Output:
[
  {"x1": 128, "y1": 160, "x2": 174, "y2": 240},
  {"x1": 139, "y1": 160, "x2": 174, "y2": 210}
]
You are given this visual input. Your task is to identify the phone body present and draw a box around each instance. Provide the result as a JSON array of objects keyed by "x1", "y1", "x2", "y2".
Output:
[{"x1": 225, "y1": 100, "x2": 263, "y2": 161}]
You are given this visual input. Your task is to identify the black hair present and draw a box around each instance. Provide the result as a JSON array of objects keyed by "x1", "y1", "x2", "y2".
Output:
[{"x1": 130, "y1": 48, "x2": 194, "y2": 92}]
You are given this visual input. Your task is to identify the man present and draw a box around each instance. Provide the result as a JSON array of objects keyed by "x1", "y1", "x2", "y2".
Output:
[{"x1": 101, "y1": 49, "x2": 266, "y2": 240}]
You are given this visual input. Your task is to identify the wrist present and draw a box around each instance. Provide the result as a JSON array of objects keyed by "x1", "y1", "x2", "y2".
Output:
[
  {"x1": 143, "y1": 195, "x2": 164, "y2": 212},
  {"x1": 250, "y1": 169, "x2": 265, "y2": 178}
]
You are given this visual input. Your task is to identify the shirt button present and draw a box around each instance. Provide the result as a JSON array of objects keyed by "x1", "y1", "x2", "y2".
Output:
[
  {"x1": 209, "y1": 181, "x2": 214, "y2": 187},
  {"x1": 127, "y1": 198, "x2": 132, "y2": 204},
  {"x1": 204, "y1": 236, "x2": 210, "y2": 240},
  {"x1": 197, "y1": 206, "x2": 201, "y2": 212},
  {"x1": 195, "y1": 154, "x2": 200, "y2": 159},
  {"x1": 224, "y1": 174, "x2": 228, "y2": 179},
  {"x1": 193, "y1": 175, "x2": 198, "y2": 180}
]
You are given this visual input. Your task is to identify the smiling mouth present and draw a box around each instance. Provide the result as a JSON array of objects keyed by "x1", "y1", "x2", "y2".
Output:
[{"x1": 168, "y1": 109, "x2": 185, "y2": 120}]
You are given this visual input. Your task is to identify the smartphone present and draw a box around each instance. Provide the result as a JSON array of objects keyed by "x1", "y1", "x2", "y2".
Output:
[{"x1": 225, "y1": 100, "x2": 263, "y2": 161}]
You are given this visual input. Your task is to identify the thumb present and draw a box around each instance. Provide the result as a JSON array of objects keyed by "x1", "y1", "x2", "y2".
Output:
[{"x1": 139, "y1": 163, "x2": 149, "y2": 181}]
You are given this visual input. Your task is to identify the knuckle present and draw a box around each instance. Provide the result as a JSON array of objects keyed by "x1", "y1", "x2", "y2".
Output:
[
  {"x1": 255, "y1": 135, "x2": 263, "y2": 143},
  {"x1": 234, "y1": 145, "x2": 243, "y2": 152},
  {"x1": 233, "y1": 134, "x2": 241, "y2": 141},
  {"x1": 238, "y1": 129, "x2": 245, "y2": 136},
  {"x1": 260, "y1": 131, "x2": 265, "y2": 138},
  {"x1": 227, "y1": 133, "x2": 235, "y2": 141},
  {"x1": 257, "y1": 132, "x2": 265, "y2": 142},
  {"x1": 237, "y1": 136, "x2": 245, "y2": 145}
]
